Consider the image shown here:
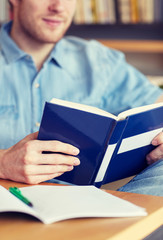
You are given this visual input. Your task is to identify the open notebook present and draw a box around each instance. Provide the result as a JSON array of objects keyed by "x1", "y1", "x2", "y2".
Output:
[{"x1": 0, "y1": 185, "x2": 147, "y2": 224}]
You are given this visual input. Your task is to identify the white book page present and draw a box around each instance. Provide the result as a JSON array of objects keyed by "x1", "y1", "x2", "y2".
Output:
[
  {"x1": 51, "y1": 99, "x2": 163, "y2": 121},
  {"x1": 118, "y1": 102, "x2": 163, "y2": 120},
  {"x1": 50, "y1": 98, "x2": 117, "y2": 120}
]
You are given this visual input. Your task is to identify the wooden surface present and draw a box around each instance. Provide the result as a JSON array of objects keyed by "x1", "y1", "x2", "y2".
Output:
[
  {"x1": 0, "y1": 179, "x2": 163, "y2": 240},
  {"x1": 99, "y1": 40, "x2": 163, "y2": 53}
]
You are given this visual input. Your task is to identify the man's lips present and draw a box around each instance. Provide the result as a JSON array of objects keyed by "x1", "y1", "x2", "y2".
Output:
[{"x1": 43, "y1": 18, "x2": 63, "y2": 27}]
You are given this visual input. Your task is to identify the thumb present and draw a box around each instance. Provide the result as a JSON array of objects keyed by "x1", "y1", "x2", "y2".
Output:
[{"x1": 26, "y1": 132, "x2": 39, "y2": 140}]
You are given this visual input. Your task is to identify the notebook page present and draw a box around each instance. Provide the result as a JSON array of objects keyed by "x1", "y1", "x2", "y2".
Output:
[{"x1": 20, "y1": 185, "x2": 147, "y2": 224}]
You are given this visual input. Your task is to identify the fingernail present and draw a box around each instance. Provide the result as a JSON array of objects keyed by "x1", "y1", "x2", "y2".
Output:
[
  {"x1": 147, "y1": 160, "x2": 151, "y2": 165},
  {"x1": 152, "y1": 140, "x2": 158, "y2": 146},
  {"x1": 68, "y1": 166, "x2": 74, "y2": 171},
  {"x1": 146, "y1": 155, "x2": 151, "y2": 165},
  {"x1": 74, "y1": 159, "x2": 80, "y2": 165},
  {"x1": 73, "y1": 148, "x2": 80, "y2": 155}
]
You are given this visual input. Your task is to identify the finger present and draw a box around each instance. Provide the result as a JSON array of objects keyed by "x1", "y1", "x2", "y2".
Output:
[
  {"x1": 27, "y1": 132, "x2": 38, "y2": 140},
  {"x1": 152, "y1": 132, "x2": 163, "y2": 146},
  {"x1": 22, "y1": 172, "x2": 64, "y2": 185},
  {"x1": 23, "y1": 152, "x2": 80, "y2": 166},
  {"x1": 34, "y1": 154, "x2": 80, "y2": 166},
  {"x1": 146, "y1": 144, "x2": 163, "y2": 164},
  {"x1": 22, "y1": 164, "x2": 74, "y2": 176},
  {"x1": 25, "y1": 140, "x2": 80, "y2": 156}
]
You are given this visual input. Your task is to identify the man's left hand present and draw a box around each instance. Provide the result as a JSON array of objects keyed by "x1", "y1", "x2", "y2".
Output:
[{"x1": 146, "y1": 131, "x2": 163, "y2": 164}]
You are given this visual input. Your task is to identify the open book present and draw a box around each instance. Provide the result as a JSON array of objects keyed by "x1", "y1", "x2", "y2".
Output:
[
  {"x1": 0, "y1": 185, "x2": 147, "y2": 224},
  {"x1": 38, "y1": 98, "x2": 163, "y2": 187}
]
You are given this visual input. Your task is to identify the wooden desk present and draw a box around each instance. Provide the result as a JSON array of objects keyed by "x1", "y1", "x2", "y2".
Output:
[{"x1": 0, "y1": 179, "x2": 163, "y2": 240}]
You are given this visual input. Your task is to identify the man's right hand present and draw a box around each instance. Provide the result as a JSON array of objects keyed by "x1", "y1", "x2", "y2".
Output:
[{"x1": 0, "y1": 132, "x2": 80, "y2": 184}]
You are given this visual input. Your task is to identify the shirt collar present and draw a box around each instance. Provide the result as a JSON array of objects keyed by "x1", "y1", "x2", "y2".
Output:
[
  {"x1": 0, "y1": 21, "x2": 27, "y2": 63},
  {"x1": 49, "y1": 39, "x2": 68, "y2": 68},
  {"x1": 49, "y1": 37, "x2": 81, "y2": 69}
]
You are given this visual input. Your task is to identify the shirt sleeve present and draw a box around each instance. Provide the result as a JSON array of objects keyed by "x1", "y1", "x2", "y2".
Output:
[{"x1": 101, "y1": 47, "x2": 163, "y2": 115}]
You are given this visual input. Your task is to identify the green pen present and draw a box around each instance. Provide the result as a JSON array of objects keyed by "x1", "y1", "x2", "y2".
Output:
[{"x1": 9, "y1": 187, "x2": 33, "y2": 207}]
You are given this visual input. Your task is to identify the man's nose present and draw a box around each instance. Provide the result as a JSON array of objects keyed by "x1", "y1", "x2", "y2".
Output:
[{"x1": 48, "y1": 0, "x2": 64, "y2": 12}]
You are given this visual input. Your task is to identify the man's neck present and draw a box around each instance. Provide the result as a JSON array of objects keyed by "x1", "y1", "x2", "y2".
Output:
[
  {"x1": 10, "y1": 24, "x2": 55, "y2": 71},
  {"x1": 26, "y1": 44, "x2": 55, "y2": 71}
]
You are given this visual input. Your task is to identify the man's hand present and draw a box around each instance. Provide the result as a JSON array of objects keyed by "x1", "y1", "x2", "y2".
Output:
[
  {"x1": 0, "y1": 132, "x2": 80, "y2": 184},
  {"x1": 146, "y1": 131, "x2": 163, "y2": 165}
]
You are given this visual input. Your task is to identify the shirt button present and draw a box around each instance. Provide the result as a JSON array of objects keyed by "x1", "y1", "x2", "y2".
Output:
[
  {"x1": 35, "y1": 122, "x2": 40, "y2": 127},
  {"x1": 35, "y1": 83, "x2": 40, "y2": 88},
  {"x1": 26, "y1": 55, "x2": 30, "y2": 60}
]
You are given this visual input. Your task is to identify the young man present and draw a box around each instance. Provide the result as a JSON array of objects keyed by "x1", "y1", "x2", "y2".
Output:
[{"x1": 0, "y1": 0, "x2": 163, "y2": 195}]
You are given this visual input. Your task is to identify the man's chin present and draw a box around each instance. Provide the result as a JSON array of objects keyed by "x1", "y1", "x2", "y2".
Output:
[
  {"x1": 34, "y1": 34, "x2": 64, "y2": 44},
  {"x1": 40, "y1": 30, "x2": 68, "y2": 43}
]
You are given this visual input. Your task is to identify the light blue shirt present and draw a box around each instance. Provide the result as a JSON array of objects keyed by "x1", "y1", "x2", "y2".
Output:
[{"x1": 0, "y1": 21, "x2": 162, "y2": 149}]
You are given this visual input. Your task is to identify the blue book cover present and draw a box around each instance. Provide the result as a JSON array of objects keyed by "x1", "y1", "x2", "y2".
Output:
[
  {"x1": 38, "y1": 99, "x2": 163, "y2": 187},
  {"x1": 98, "y1": 106, "x2": 163, "y2": 186}
]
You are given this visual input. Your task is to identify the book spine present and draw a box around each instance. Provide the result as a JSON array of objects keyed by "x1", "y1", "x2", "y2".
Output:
[
  {"x1": 137, "y1": 0, "x2": 144, "y2": 23},
  {"x1": 139, "y1": 0, "x2": 154, "y2": 23},
  {"x1": 95, "y1": 119, "x2": 128, "y2": 185},
  {"x1": 0, "y1": 0, "x2": 10, "y2": 23},
  {"x1": 73, "y1": 0, "x2": 85, "y2": 24},
  {"x1": 158, "y1": 0, "x2": 163, "y2": 23},
  {"x1": 82, "y1": 0, "x2": 94, "y2": 24},
  {"x1": 144, "y1": 0, "x2": 154, "y2": 23},
  {"x1": 118, "y1": 0, "x2": 131, "y2": 24},
  {"x1": 161, "y1": 0, "x2": 163, "y2": 23},
  {"x1": 154, "y1": 0, "x2": 162, "y2": 23},
  {"x1": 114, "y1": 0, "x2": 121, "y2": 23},
  {"x1": 105, "y1": 0, "x2": 117, "y2": 24},
  {"x1": 130, "y1": 0, "x2": 139, "y2": 23},
  {"x1": 95, "y1": 0, "x2": 108, "y2": 24},
  {"x1": 91, "y1": 0, "x2": 98, "y2": 23}
]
